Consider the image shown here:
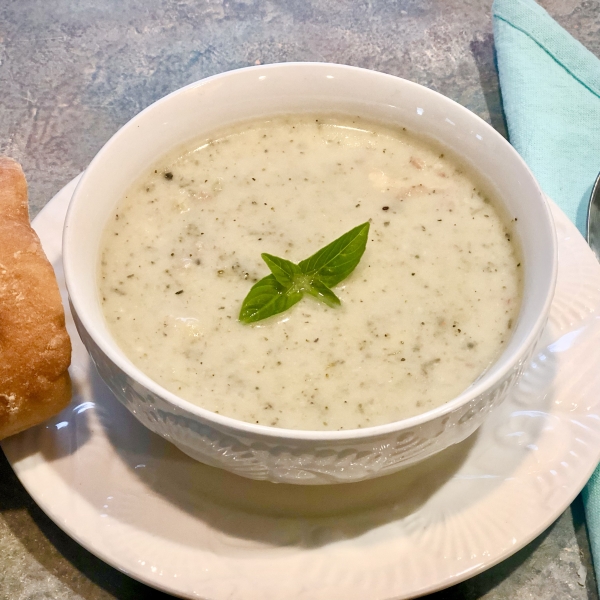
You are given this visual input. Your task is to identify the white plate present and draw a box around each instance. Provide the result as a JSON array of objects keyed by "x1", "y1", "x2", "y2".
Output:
[{"x1": 4, "y1": 176, "x2": 600, "y2": 599}]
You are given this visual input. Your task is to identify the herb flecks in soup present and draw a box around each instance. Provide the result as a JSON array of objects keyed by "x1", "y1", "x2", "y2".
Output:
[{"x1": 99, "y1": 115, "x2": 522, "y2": 431}]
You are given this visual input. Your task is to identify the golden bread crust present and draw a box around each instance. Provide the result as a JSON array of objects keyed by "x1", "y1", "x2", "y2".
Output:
[{"x1": 0, "y1": 157, "x2": 72, "y2": 439}]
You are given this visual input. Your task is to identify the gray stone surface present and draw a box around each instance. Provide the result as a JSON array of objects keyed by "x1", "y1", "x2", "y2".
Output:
[{"x1": 1, "y1": 0, "x2": 599, "y2": 598}]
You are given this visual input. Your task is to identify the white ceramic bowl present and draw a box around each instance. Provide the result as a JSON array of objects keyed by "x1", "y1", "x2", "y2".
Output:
[{"x1": 63, "y1": 63, "x2": 557, "y2": 485}]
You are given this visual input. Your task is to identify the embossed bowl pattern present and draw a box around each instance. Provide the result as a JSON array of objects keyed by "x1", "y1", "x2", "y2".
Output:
[{"x1": 64, "y1": 63, "x2": 557, "y2": 484}]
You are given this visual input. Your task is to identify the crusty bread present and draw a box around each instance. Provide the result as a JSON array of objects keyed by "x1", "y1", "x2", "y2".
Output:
[{"x1": 0, "y1": 157, "x2": 71, "y2": 439}]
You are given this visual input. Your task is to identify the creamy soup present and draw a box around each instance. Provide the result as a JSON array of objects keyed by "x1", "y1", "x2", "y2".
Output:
[{"x1": 99, "y1": 115, "x2": 522, "y2": 431}]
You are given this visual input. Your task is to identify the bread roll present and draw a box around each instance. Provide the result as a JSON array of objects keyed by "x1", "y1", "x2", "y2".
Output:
[{"x1": 0, "y1": 157, "x2": 71, "y2": 439}]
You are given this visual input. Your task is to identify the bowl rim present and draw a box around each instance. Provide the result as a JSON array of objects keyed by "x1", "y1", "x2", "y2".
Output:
[{"x1": 63, "y1": 61, "x2": 558, "y2": 442}]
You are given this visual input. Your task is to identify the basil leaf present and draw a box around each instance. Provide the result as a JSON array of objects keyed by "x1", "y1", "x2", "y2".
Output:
[
  {"x1": 239, "y1": 221, "x2": 370, "y2": 324},
  {"x1": 239, "y1": 274, "x2": 303, "y2": 323},
  {"x1": 304, "y1": 279, "x2": 341, "y2": 308},
  {"x1": 298, "y1": 222, "x2": 370, "y2": 287},
  {"x1": 261, "y1": 253, "x2": 301, "y2": 288}
]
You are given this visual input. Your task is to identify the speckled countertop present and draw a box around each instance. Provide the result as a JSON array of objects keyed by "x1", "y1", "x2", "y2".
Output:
[{"x1": 1, "y1": 1, "x2": 600, "y2": 598}]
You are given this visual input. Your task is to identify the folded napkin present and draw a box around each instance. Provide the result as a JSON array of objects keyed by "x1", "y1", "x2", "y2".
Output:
[
  {"x1": 492, "y1": 0, "x2": 600, "y2": 586},
  {"x1": 493, "y1": 0, "x2": 600, "y2": 231}
]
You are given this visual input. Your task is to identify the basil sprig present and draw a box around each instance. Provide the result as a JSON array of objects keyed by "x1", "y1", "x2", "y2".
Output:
[{"x1": 239, "y1": 222, "x2": 370, "y2": 324}]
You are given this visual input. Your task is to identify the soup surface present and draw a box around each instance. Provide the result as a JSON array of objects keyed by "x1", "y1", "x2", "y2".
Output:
[{"x1": 99, "y1": 115, "x2": 522, "y2": 430}]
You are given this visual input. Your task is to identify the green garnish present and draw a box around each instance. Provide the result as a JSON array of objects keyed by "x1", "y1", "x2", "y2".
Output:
[{"x1": 239, "y1": 222, "x2": 370, "y2": 324}]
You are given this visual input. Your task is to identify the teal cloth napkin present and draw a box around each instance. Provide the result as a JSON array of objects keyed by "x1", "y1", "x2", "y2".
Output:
[
  {"x1": 493, "y1": 0, "x2": 600, "y2": 231},
  {"x1": 492, "y1": 0, "x2": 600, "y2": 587}
]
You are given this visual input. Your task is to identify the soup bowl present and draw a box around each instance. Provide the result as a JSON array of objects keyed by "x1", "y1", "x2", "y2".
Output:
[{"x1": 63, "y1": 63, "x2": 557, "y2": 484}]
